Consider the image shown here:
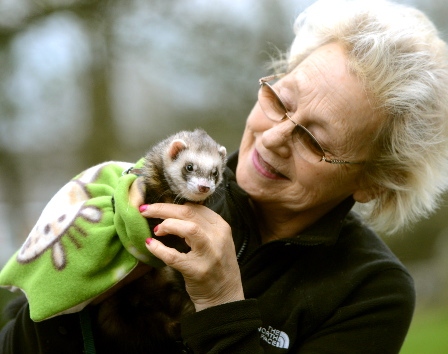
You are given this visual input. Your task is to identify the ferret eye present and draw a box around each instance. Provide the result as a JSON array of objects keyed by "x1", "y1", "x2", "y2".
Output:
[
  {"x1": 185, "y1": 164, "x2": 194, "y2": 172},
  {"x1": 212, "y1": 169, "x2": 218, "y2": 177}
]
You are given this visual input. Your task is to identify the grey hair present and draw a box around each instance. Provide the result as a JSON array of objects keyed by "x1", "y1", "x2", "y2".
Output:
[{"x1": 277, "y1": 0, "x2": 448, "y2": 234}]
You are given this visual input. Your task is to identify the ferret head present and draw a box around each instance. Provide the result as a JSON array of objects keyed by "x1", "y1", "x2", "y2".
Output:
[{"x1": 164, "y1": 133, "x2": 227, "y2": 203}]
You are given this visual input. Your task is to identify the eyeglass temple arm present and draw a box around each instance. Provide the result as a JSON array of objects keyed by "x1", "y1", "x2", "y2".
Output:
[
  {"x1": 259, "y1": 73, "x2": 286, "y2": 85},
  {"x1": 321, "y1": 156, "x2": 363, "y2": 165}
]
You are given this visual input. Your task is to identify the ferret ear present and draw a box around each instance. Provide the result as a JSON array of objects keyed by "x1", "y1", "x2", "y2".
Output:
[
  {"x1": 219, "y1": 146, "x2": 227, "y2": 159},
  {"x1": 168, "y1": 139, "x2": 188, "y2": 159}
]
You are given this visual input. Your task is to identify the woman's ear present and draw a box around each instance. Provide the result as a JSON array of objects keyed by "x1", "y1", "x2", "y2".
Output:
[
  {"x1": 353, "y1": 189, "x2": 373, "y2": 203},
  {"x1": 353, "y1": 173, "x2": 383, "y2": 204},
  {"x1": 353, "y1": 182, "x2": 385, "y2": 203}
]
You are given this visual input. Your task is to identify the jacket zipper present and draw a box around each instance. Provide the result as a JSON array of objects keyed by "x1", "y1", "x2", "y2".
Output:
[{"x1": 225, "y1": 183, "x2": 249, "y2": 263}]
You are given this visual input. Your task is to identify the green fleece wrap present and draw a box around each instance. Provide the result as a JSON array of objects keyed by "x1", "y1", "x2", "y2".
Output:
[{"x1": 0, "y1": 160, "x2": 163, "y2": 322}]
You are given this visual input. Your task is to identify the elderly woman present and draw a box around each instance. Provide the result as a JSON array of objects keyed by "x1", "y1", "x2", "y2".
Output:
[
  {"x1": 143, "y1": 0, "x2": 448, "y2": 353},
  {"x1": 2, "y1": 0, "x2": 448, "y2": 353}
]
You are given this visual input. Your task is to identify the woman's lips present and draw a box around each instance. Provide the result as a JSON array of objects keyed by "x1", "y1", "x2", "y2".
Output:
[{"x1": 252, "y1": 149, "x2": 288, "y2": 180}]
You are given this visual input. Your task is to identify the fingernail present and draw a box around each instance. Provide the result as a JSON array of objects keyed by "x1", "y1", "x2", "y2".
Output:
[
  {"x1": 139, "y1": 205, "x2": 148, "y2": 212},
  {"x1": 145, "y1": 238, "x2": 152, "y2": 245},
  {"x1": 153, "y1": 225, "x2": 159, "y2": 233}
]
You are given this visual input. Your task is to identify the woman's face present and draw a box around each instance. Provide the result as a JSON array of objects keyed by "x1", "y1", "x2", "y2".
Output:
[{"x1": 236, "y1": 42, "x2": 379, "y2": 217}]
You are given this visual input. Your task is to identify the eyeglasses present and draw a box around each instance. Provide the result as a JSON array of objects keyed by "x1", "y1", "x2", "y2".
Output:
[{"x1": 258, "y1": 74, "x2": 363, "y2": 165}]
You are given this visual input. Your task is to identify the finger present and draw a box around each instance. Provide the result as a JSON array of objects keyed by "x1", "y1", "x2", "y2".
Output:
[
  {"x1": 154, "y1": 219, "x2": 202, "y2": 246},
  {"x1": 140, "y1": 203, "x2": 195, "y2": 220},
  {"x1": 145, "y1": 237, "x2": 186, "y2": 267},
  {"x1": 140, "y1": 203, "x2": 218, "y2": 223}
]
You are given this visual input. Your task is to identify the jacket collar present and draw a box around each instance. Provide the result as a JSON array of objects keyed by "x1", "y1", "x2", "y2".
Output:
[{"x1": 294, "y1": 197, "x2": 355, "y2": 246}]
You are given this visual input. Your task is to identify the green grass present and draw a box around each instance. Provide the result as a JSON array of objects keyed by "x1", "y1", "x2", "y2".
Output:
[
  {"x1": 400, "y1": 307, "x2": 448, "y2": 354},
  {"x1": 0, "y1": 289, "x2": 21, "y2": 328}
]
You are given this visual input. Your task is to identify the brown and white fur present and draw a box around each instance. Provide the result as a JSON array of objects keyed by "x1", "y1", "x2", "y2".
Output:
[
  {"x1": 141, "y1": 128, "x2": 227, "y2": 205},
  {"x1": 93, "y1": 266, "x2": 195, "y2": 354}
]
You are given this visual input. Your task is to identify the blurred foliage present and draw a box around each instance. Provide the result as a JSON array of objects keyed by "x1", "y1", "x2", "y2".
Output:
[
  {"x1": 0, "y1": 0, "x2": 297, "y2": 250},
  {"x1": 0, "y1": 289, "x2": 19, "y2": 329}
]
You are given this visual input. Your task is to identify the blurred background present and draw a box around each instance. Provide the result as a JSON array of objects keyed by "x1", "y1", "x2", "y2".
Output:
[{"x1": 0, "y1": 0, "x2": 447, "y2": 352}]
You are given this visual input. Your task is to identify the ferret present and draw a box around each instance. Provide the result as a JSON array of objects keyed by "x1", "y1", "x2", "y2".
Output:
[
  {"x1": 141, "y1": 128, "x2": 227, "y2": 205},
  {"x1": 94, "y1": 129, "x2": 227, "y2": 353},
  {"x1": 135, "y1": 128, "x2": 227, "y2": 252},
  {"x1": 92, "y1": 267, "x2": 196, "y2": 354}
]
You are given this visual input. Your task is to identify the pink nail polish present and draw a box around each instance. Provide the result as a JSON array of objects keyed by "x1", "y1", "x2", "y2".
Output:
[
  {"x1": 145, "y1": 238, "x2": 152, "y2": 245},
  {"x1": 153, "y1": 225, "x2": 159, "y2": 233},
  {"x1": 139, "y1": 205, "x2": 148, "y2": 212}
]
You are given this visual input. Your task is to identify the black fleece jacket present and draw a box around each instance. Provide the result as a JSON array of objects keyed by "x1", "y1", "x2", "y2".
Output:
[{"x1": 0, "y1": 152, "x2": 415, "y2": 354}]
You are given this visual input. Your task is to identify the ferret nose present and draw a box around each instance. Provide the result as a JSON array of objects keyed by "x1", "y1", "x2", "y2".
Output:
[{"x1": 198, "y1": 185, "x2": 210, "y2": 193}]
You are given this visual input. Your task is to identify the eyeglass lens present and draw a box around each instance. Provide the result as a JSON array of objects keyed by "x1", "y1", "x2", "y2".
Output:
[{"x1": 259, "y1": 83, "x2": 325, "y2": 163}]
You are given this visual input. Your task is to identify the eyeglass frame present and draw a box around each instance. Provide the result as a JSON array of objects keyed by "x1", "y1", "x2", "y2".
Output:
[{"x1": 258, "y1": 73, "x2": 364, "y2": 165}]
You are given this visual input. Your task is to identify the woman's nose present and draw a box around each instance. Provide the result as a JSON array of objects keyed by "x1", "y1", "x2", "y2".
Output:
[{"x1": 261, "y1": 119, "x2": 294, "y2": 158}]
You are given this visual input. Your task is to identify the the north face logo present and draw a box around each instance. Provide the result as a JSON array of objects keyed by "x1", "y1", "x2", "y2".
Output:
[{"x1": 258, "y1": 326, "x2": 290, "y2": 349}]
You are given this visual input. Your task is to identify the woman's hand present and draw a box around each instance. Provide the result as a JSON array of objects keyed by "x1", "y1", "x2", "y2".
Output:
[{"x1": 140, "y1": 203, "x2": 245, "y2": 312}]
